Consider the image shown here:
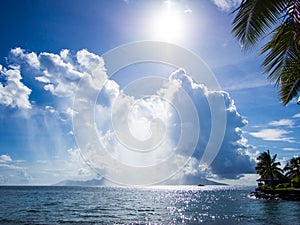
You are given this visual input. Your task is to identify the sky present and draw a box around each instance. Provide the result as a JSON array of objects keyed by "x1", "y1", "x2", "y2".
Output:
[{"x1": 0, "y1": 0, "x2": 299, "y2": 185}]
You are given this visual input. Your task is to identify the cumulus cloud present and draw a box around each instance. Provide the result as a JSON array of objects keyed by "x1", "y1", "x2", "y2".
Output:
[
  {"x1": 9, "y1": 47, "x2": 105, "y2": 98},
  {"x1": 87, "y1": 68, "x2": 255, "y2": 183},
  {"x1": 94, "y1": 92, "x2": 177, "y2": 168},
  {"x1": 211, "y1": 0, "x2": 242, "y2": 11},
  {"x1": 10, "y1": 47, "x2": 40, "y2": 69},
  {"x1": 3, "y1": 48, "x2": 255, "y2": 184},
  {"x1": 0, "y1": 65, "x2": 32, "y2": 109},
  {"x1": 166, "y1": 69, "x2": 255, "y2": 180},
  {"x1": 4, "y1": 47, "x2": 107, "y2": 125},
  {"x1": 34, "y1": 51, "x2": 83, "y2": 97},
  {"x1": 249, "y1": 128, "x2": 295, "y2": 143}
]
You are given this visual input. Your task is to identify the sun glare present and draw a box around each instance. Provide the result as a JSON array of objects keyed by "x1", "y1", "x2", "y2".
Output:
[
  {"x1": 152, "y1": 1, "x2": 185, "y2": 42},
  {"x1": 153, "y1": 12, "x2": 183, "y2": 42}
]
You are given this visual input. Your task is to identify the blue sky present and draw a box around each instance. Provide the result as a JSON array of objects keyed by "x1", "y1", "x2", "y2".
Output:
[{"x1": 0, "y1": 0, "x2": 299, "y2": 185}]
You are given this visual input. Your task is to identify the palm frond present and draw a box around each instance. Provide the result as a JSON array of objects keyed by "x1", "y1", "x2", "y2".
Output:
[
  {"x1": 255, "y1": 150, "x2": 283, "y2": 179},
  {"x1": 262, "y1": 18, "x2": 300, "y2": 79},
  {"x1": 261, "y1": 3, "x2": 300, "y2": 104},
  {"x1": 271, "y1": 153, "x2": 278, "y2": 163},
  {"x1": 280, "y1": 77, "x2": 300, "y2": 105},
  {"x1": 284, "y1": 157, "x2": 300, "y2": 178},
  {"x1": 232, "y1": 0, "x2": 300, "y2": 104},
  {"x1": 232, "y1": 0, "x2": 289, "y2": 50}
]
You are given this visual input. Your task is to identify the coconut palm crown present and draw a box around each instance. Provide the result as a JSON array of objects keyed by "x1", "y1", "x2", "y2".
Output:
[
  {"x1": 284, "y1": 156, "x2": 300, "y2": 179},
  {"x1": 232, "y1": 0, "x2": 300, "y2": 105},
  {"x1": 255, "y1": 150, "x2": 283, "y2": 181}
]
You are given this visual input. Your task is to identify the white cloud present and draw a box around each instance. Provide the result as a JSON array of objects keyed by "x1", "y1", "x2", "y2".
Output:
[
  {"x1": 35, "y1": 51, "x2": 83, "y2": 97},
  {"x1": 0, "y1": 154, "x2": 12, "y2": 162},
  {"x1": 293, "y1": 113, "x2": 300, "y2": 118},
  {"x1": 3, "y1": 48, "x2": 255, "y2": 184},
  {"x1": 0, "y1": 65, "x2": 32, "y2": 109},
  {"x1": 11, "y1": 48, "x2": 107, "y2": 99},
  {"x1": 212, "y1": 0, "x2": 242, "y2": 11},
  {"x1": 5, "y1": 47, "x2": 108, "y2": 127},
  {"x1": 0, "y1": 154, "x2": 30, "y2": 184},
  {"x1": 60, "y1": 49, "x2": 69, "y2": 60},
  {"x1": 39, "y1": 161, "x2": 91, "y2": 183},
  {"x1": 45, "y1": 105, "x2": 58, "y2": 114},
  {"x1": 249, "y1": 128, "x2": 295, "y2": 143},
  {"x1": 269, "y1": 119, "x2": 294, "y2": 127},
  {"x1": 30, "y1": 148, "x2": 98, "y2": 184},
  {"x1": 94, "y1": 91, "x2": 176, "y2": 169},
  {"x1": 10, "y1": 48, "x2": 87, "y2": 98},
  {"x1": 66, "y1": 148, "x2": 97, "y2": 179},
  {"x1": 90, "y1": 68, "x2": 255, "y2": 182},
  {"x1": 76, "y1": 49, "x2": 104, "y2": 72},
  {"x1": 64, "y1": 107, "x2": 77, "y2": 118},
  {"x1": 97, "y1": 80, "x2": 120, "y2": 107},
  {"x1": 10, "y1": 47, "x2": 40, "y2": 69},
  {"x1": 283, "y1": 148, "x2": 299, "y2": 151},
  {"x1": 0, "y1": 163, "x2": 23, "y2": 170},
  {"x1": 39, "y1": 52, "x2": 84, "y2": 80},
  {"x1": 35, "y1": 76, "x2": 51, "y2": 83},
  {"x1": 212, "y1": 173, "x2": 259, "y2": 186},
  {"x1": 0, "y1": 154, "x2": 26, "y2": 165}
]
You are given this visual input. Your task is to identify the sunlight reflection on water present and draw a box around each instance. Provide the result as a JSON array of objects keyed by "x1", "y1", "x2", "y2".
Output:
[{"x1": 0, "y1": 185, "x2": 299, "y2": 224}]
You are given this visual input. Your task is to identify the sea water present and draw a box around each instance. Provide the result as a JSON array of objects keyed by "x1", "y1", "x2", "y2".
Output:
[{"x1": 0, "y1": 185, "x2": 299, "y2": 224}]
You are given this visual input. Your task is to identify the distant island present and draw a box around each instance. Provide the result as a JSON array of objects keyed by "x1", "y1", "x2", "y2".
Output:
[
  {"x1": 250, "y1": 150, "x2": 300, "y2": 201},
  {"x1": 54, "y1": 179, "x2": 105, "y2": 186},
  {"x1": 53, "y1": 178, "x2": 226, "y2": 187}
]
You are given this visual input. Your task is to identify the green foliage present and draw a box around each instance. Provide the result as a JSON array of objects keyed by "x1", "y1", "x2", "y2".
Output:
[
  {"x1": 284, "y1": 157, "x2": 300, "y2": 179},
  {"x1": 232, "y1": 0, "x2": 300, "y2": 105},
  {"x1": 256, "y1": 152, "x2": 300, "y2": 189},
  {"x1": 291, "y1": 176, "x2": 300, "y2": 188},
  {"x1": 276, "y1": 183, "x2": 290, "y2": 189},
  {"x1": 259, "y1": 184, "x2": 273, "y2": 190},
  {"x1": 262, "y1": 22, "x2": 300, "y2": 105},
  {"x1": 232, "y1": 0, "x2": 289, "y2": 50},
  {"x1": 255, "y1": 150, "x2": 283, "y2": 182}
]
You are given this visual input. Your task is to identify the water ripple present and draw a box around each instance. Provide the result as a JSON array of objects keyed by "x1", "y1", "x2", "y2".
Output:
[{"x1": 0, "y1": 186, "x2": 299, "y2": 224}]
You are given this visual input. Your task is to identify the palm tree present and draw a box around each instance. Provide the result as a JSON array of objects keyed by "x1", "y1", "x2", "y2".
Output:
[
  {"x1": 255, "y1": 150, "x2": 283, "y2": 186},
  {"x1": 232, "y1": 0, "x2": 300, "y2": 105},
  {"x1": 284, "y1": 156, "x2": 300, "y2": 179}
]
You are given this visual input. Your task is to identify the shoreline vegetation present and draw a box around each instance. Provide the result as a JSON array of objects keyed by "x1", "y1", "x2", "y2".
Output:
[
  {"x1": 250, "y1": 188, "x2": 300, "y2": 201},
  {"x1": 251, "y1": 150, "x2": 300, "y2": 201}
]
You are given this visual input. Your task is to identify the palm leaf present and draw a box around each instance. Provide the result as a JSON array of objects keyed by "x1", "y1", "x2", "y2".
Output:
[
  {"x1": 280, "y1": 77, "x2": 300, "y2": 105},
  {"x1": 260, "y1": 4, "x2": 300, "y2": 104},
  {"x1": 284, "y1": 157, "x2": 300, "y2": 178},
  {"x1": 262, "y1": 17, "x2": 300, "y2": 80},
  {"x1": 255, "y1": 150, "x2": 283, "y2": 179},
  {"x1": 271, "y1": 153, "x2": 277, "y2": 163},
  {"x1": 232, "y1": 0, "x2": 300, "y2": 104},
  {"x1": 232, "y1": 0, "x2": 289, "y2": 50}
]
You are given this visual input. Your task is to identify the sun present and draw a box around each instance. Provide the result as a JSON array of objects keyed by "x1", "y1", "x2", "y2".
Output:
[
  {"x1": 153, "y1": 12, "x2": 183, "y2": 42},
  {"x1": 151, "y1": 1, "x2": 185, "y2": 42}
]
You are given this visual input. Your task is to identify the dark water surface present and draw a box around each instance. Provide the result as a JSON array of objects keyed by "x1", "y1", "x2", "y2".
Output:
[{"x1": 0, "y1": 185, "x2": 299, "y2": 224}]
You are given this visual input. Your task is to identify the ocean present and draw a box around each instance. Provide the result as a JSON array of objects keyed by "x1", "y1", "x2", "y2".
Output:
[{"x1": 0, "y1": 185, "x2": 299, "y2": 224}]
